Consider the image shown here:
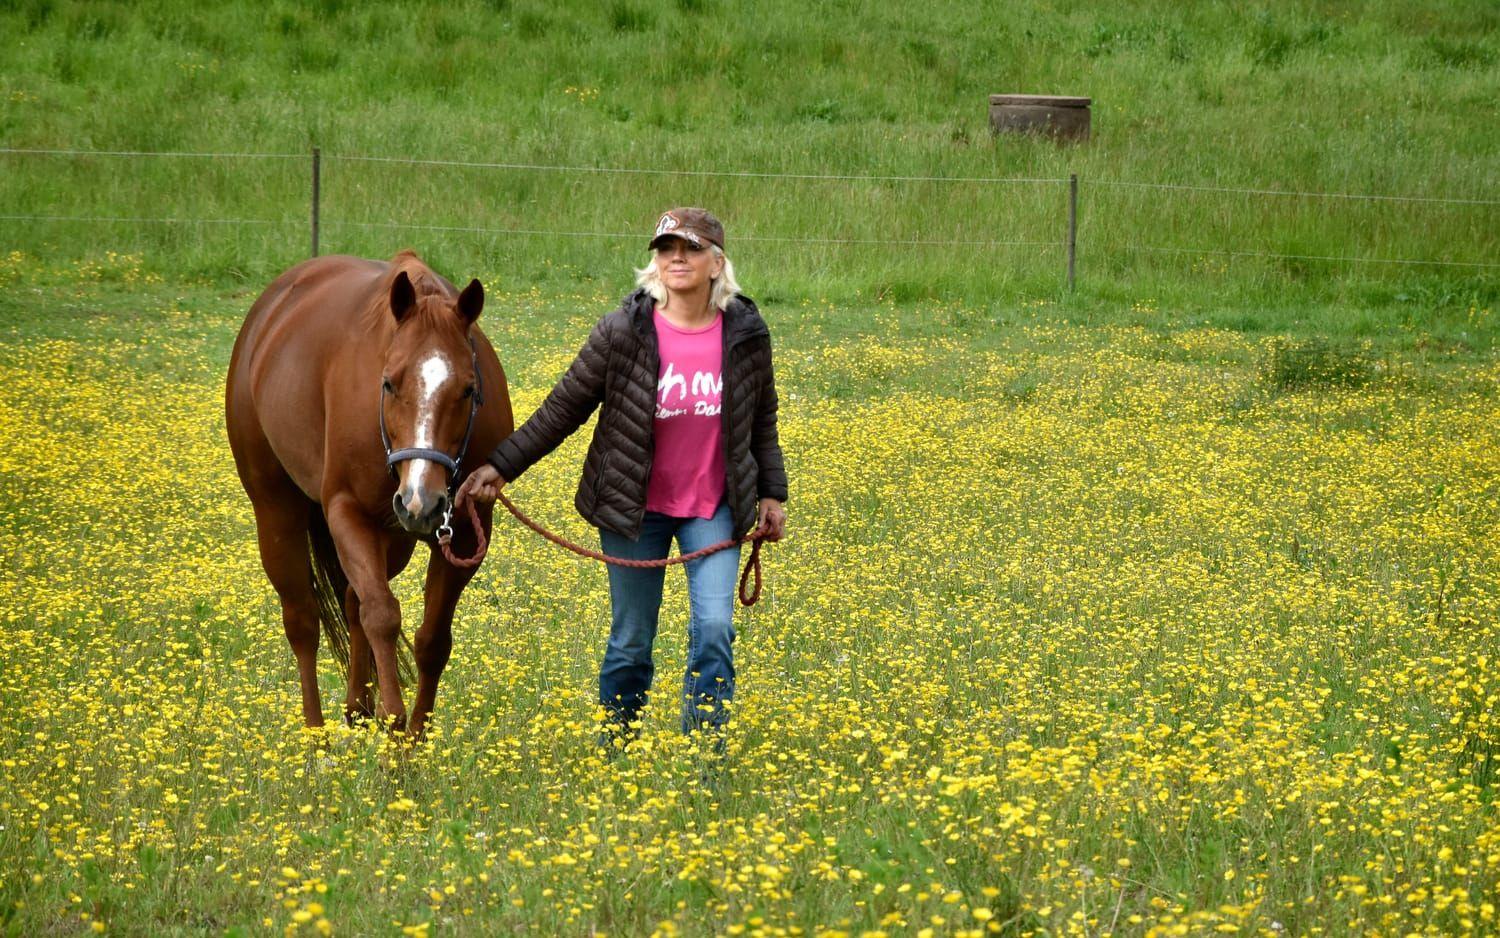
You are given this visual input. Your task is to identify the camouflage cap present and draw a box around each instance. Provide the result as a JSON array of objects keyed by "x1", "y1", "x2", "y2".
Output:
[{"x1": 649, "y1": 207, "x2": 725, "y2": 252}]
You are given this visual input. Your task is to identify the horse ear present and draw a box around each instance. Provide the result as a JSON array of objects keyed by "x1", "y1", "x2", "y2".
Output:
[
  {"x1": 457, "y1": 278, "x2": 484, "y2": 324},
  {"x1": 390, "y1": 271, "x2": 416, "y2": 322}
]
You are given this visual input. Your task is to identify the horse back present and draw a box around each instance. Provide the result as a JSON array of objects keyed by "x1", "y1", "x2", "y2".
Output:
[{"x1": 227, "y1": 255, "x2": 400, "y2": 500}]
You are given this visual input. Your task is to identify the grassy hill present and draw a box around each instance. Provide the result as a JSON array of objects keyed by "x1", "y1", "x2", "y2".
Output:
[{"x1": 2, "y1": 0, "x2": 1497, "y2": 322}]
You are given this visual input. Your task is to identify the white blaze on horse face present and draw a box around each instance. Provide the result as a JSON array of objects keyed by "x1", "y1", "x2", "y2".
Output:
[
  {"x1": 414, "y1": 353, "x2": 453, "y2": 448},
  {"x1": 400, "y1": 352, "x2": 454, "y2": 513}
]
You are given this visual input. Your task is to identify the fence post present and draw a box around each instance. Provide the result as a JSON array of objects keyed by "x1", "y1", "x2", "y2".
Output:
[
  {"x1": 311, "y1": 146, "x2": 321, "y2": 258},
  {"x1": 1067, "y1": 172, "x2": 1078, "y2": 291}
]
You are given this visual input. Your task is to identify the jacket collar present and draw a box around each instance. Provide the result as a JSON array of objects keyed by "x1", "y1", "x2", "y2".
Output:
[{"x1": 625, "y1": 288, "x2": 768, "y2": 345}]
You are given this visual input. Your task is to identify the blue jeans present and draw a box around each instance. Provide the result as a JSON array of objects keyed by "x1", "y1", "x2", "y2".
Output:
[{"x1": 598, "y1": 501, "x2": 740, "y2": 734}]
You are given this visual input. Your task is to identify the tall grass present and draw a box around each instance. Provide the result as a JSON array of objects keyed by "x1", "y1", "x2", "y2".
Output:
[{"x1": 1, "y1": 0, "x2": 1497, "y2": 315}]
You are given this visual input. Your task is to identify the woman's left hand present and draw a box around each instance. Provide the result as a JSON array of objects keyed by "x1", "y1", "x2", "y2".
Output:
[{"x1": 756, "y1": 498, "x2": 786, "y2": 542}]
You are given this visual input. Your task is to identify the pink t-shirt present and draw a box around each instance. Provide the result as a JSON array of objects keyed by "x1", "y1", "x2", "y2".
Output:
[{"x1": 646, "y1": 309, "x2": 726, "y2": 518}]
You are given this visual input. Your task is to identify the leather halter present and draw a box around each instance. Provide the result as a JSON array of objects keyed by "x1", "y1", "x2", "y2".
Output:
[{"x1": 379, "y1": 337, "x2": 485, "y2": 488}]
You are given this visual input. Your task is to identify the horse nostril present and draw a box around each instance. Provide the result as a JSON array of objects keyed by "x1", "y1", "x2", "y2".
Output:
[
  {"x1": 434, "y1": 493, "x2": 451, "y2": 518},
  {"x1": 392, "y1": 493, "x2": 406, "y2": 518}
]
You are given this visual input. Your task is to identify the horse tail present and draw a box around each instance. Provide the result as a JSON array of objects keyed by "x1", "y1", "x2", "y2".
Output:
[
  {"x1": 307, "y1": 509, "x2": 415, "y2": 688},
  {"x1": 306, "y1": 509, "x2": 354, "y2": 678}
]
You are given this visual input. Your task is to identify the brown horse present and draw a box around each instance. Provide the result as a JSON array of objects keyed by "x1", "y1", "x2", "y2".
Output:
[{"x1": 226, "y1": 251, "x2": 514, "y2": 737}]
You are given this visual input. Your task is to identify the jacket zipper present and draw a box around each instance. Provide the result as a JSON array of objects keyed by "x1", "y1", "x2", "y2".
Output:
[
  {"x1": 635, "y1": 306, "x2": 661, "y2": 535},
  {"x1": 721, "y1": 321, "x2": 765, "y2": 530}
]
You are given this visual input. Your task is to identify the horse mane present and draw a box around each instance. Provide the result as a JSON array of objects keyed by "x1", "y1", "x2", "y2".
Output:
[{"x1": 359, "y1": 250, "x2": 459, "y2": 334}]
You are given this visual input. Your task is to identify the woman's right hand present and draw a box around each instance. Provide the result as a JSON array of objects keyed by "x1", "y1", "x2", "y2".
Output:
[{"x1": 456, "y1": 463, "x2": 506, "y2": 509}]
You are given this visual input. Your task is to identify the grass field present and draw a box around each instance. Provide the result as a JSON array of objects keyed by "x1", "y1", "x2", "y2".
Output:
[
  {"x1": 0, "y1": 272, "x2": 1497, "y2": 935},
  {"x1": 2, "y1": 0, "x2": 1498, "y2": 313},
  {"x1": 3, "y1": 1, "x2": 1500, "y2": 935}
]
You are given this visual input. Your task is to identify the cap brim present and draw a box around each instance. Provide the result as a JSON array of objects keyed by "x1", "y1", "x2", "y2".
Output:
[{"x1": 649, "y1": 231, "x2": 707, "y2": 250}]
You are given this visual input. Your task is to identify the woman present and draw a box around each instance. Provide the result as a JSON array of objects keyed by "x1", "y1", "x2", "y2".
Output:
[{"x1": 460, "y1": 207, "x2": 787, "y2": 748}]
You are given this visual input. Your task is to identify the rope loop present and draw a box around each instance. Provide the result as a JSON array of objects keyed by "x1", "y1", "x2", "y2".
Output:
[{"x1": 442, "y1": 478, "x2": 770, "y2": 606}]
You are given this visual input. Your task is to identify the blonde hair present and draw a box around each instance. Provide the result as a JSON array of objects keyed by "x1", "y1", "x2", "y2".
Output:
[{"x1": 635, "y1": 244, "x2": 742, "y2": 312}]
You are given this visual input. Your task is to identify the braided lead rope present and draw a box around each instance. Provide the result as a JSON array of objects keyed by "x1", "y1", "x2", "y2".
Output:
[
  {"x1": 440, "y1": 479, "x2": 767, "y2": 605},
  {"x1": 437, "y1": 494, "x2": 490, "y2": 570}
]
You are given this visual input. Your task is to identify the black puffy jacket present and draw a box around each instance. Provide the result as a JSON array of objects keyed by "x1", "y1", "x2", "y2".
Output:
[{"x1": 487, "y1": 289, "x2": 788, "y2": 539}]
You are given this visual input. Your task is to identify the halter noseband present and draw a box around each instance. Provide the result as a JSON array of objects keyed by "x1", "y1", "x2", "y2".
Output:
[{"x1": 379, "y1": 337, "x2": 485, "y2": 538}]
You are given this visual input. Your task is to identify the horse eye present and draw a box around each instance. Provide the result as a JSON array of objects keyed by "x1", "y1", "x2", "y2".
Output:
[
  {"x1": 461, "y1": 385, "x2": 475, "y2": 400},
  {"x1": 382, "y1": 378, "x2": 394, "y2": 394}
]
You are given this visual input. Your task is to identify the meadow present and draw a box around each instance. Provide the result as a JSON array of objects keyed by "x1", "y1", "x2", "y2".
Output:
[
  {"x1": 1, "y1": 259, "x2": 1498, "y2": 935},
  {"x1": 3, "y1": 0, "x2": 1500, "y2": 935}
]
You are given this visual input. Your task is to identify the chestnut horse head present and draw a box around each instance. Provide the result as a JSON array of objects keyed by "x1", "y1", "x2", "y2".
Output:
[{"x1": 379, "y1": 270, "x2": 485, "y2": 536}]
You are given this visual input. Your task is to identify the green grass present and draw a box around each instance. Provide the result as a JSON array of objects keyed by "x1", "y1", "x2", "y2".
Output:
[
  {"x1": 1, "y1": 281, "x2": 1497, "y2": 935},
  {"x1": 3, "y1": 6, "x2": 1499, "y2": 933},
  {"x1": 1, "y1": 0, "x2": 1497, "y2": 321}
]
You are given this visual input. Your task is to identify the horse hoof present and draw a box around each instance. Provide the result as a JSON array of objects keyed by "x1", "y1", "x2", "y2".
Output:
[{"x1": 344, "y1": 709, "x2": 374, "y2": 729}]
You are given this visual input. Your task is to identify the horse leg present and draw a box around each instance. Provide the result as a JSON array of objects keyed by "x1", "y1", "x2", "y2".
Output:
[
  {"x1": 407, "y1": 504, "x2": 488, "y2": 739},
  {"x1": 324, "y1": 496, "x2": 408, "y2": 731},
  {"x1": 251, "y1": 493, "x2": 324, "y2": 728},
  {"x1": 343, "y1": 539, "x2": 416, "y2": 725},
  {"x1": 343, "y1": 586, "x2": 374, "y2": 725}
]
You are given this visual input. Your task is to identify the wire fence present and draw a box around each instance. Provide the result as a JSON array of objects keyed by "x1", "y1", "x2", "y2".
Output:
[
  {"x1": 0, "y1": 213, "x2": 291, "y2": 227},
  {"x1": 326, "y1": 152, "x2": 1073, "y2": 186},
  {"x1": 3, "y1": 146, "x2": 1498, "y2": 281},
  {"x1": 330, "y1": 218, "x2": 1063, "y2": 250},
  {"x1": 1088, "y1": 178, "x2": 1500, "y2": 207},
  {"x1": 1118, "y1": 244, "x2": 1499, "y2": 270},
  {"x1": 0, "y1": 147, "x2": 305, "y2": 161}
]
